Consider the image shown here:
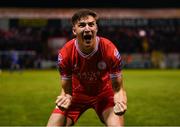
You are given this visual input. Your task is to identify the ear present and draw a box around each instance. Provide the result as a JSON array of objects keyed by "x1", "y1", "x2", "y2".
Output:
[
  {"x1": 95, "y1": 23, "x2": 98, "y2": 33},
  {"x1": 72, "y1": 27, "x2": 76, "y2": 36}
]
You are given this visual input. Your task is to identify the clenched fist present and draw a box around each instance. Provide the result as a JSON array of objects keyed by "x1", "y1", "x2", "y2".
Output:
[
  {"x1": 114, "y1": 90, "x2": 127, "y2": 116},
  {"x1": 114, "y1": 101, "x2": 127, "y2": 115},
  {"x1": 55, "y1": 94, "x2": 72, "y2": 111}
]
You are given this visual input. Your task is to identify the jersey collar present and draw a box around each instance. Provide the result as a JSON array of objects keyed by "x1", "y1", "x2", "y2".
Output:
[{"x1": 75, "y1": 37, "x2": 99, "y2": 58}]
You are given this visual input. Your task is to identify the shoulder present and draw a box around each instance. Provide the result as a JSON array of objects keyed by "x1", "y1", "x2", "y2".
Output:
[
  {"x1": 99, "y1": 36, "x2": 117, "y2": 50},
  {"x1": 63, "y1": 39, "x2": 75, "y2": 50},
  {"x1": 99, "y1": 36, "x2": 117, "y2": 53},
  {"x1": 99, "y1": 36, "x2": 113, "y2": 45},
  {"x1": 58, "y1": 39, "x2": 75, "y2": 53},
  {"x1": 57, "y1": 38, "x2": 75, "y2": 60}
]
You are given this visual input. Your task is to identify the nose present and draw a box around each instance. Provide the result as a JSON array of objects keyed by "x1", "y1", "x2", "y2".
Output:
[{"x1": 84, "y1": 24, "x2": 90, "y2": 32}]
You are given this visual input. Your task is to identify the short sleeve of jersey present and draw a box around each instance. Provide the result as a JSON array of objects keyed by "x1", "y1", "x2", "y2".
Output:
[
  {"x1": 108, "y1": 44, "x2": 122, "y2": 79},
  {"x1": 57, "y1": 48, "x2": 72, "y2": 80}
]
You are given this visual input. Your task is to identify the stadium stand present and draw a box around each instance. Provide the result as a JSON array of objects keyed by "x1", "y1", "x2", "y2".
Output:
[{"x1": 0, "y1": 9, "x2": 180, "y2": 69}]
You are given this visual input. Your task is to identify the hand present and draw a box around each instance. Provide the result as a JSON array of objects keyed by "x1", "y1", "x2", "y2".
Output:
[
  {"x1": 55, "y1": 94, "x2": 72, "y2": 111},
  {"x1": 114, "y1": 101, "x2": 127, "y2": 115},
  {"x1": 114, "y1": 90, "x2": 127, "y2": 115}
]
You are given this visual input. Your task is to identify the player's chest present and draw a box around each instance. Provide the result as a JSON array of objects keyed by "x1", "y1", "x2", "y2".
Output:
[{"x1": 71, "y1": 53, "x2": 108, "y2": 73}]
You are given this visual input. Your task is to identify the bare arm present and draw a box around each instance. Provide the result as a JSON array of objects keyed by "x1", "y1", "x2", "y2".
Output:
[
  {"x1": 60, "y1": 79, "x2": 72, "y2": 96},
  {"x1": 56, "y1": 79, "x2": 72, "y2": 110},
  {"x1": 111, "y1": 76, "x2": 127, "y2": 115}
]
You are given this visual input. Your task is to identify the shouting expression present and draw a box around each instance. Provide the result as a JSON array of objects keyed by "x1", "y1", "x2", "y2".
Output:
[{"x1": 73, "y1": 15, "x2": 98, "y2": 54}]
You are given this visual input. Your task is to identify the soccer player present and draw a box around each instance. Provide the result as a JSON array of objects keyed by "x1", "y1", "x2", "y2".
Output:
[{"x1": 47, "y1": 9, "x2": 127, "y2": 126}]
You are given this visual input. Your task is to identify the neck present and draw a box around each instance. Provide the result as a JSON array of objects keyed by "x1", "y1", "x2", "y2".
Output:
[{"x1": 78, "y1": 38, "x2": 96, "y2": 55}]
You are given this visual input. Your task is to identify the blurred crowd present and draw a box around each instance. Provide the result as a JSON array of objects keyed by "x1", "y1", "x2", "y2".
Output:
[{"x1": 0, "y1": 18, "x2": 180, "y2": 69}]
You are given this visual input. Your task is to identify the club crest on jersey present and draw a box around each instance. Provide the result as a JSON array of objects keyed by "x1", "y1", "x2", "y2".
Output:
[
  {"x1": 97, "y1": 61, "x2": 107, "y2": 70},
  {"x1": 58, "y1": 53, "x2": 63, "y2": 64},
  {"x1": 114, "y1": 49, "x2": 121, "y2": 60}
]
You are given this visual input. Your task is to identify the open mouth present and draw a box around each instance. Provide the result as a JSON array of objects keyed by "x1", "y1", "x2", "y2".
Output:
[{"x1": 83, "y1": 35, "x2": 92, "y2": 40}]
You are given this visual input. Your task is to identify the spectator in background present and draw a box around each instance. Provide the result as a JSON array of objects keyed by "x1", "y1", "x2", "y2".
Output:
[
  {"x1": 151, "y1": 49, "x2": 166, "y2": 69},
  {"x1": 9, "y1": 49, "x2": 20, "y2": 72}
]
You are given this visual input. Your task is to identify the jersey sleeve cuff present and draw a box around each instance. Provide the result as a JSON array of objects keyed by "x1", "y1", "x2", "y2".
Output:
[
  {"x1": 61, "y1": 75, "x2": 72, "y2": 80},
  {"x1": 110, "y1": 72, "x2": 122, "y2": 79}
]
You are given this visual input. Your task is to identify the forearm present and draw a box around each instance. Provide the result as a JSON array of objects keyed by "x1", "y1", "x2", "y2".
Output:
[
  {"x1": 61, "y1": 79, "x2": 72, "y2": 95},
  {"x1": 59, "y1": 79, "x2": 72, "y2": 102},
  {"x1": 114, "y1": 88, "x2": 127, "y2": 104},
  {"x1": 111, "y1": 76, "x2": 127, "y2": 115},
  {"x1": 56, "y1": 79, "x2": 72, "y2": 110},
  {"x1": 111, "y1": 76, "x2": 124, "y2": 94}
]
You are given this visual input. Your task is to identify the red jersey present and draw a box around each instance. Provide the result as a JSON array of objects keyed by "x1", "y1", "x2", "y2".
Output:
[{"x1": 57, "y1": 36, "x2": 122, "y2": 96}]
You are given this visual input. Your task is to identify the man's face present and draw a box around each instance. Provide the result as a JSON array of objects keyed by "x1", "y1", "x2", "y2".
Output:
[{"x1": 73, "y1": 15, "x2": 98, "y2": 48}]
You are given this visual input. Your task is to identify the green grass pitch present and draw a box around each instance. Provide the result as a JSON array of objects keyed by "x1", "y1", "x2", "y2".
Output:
[{"x1": 0, "y1": 69, "x2": 180, "y2": 126}]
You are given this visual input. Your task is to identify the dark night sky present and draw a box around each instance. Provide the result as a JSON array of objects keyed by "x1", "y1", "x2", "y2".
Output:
[{"x1": 0, "y1": 0, "x2": 180, "y2": 8}]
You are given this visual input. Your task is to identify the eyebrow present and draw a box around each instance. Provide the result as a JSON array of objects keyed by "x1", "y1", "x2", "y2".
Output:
[{"x1": 78, "y1": 21, "x2": 96, "y2": 24}]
